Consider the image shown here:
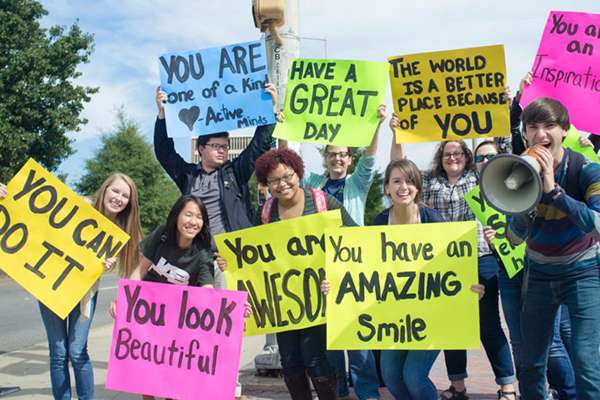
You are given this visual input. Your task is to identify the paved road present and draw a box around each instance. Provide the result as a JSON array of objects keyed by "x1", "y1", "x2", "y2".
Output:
[{"x1": 0, "y1": 274, "x2": 120, "y2": 354}]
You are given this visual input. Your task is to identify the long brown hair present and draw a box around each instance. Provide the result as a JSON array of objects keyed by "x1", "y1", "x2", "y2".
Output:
[
  {"x1": 384, "y1": 158, "x2": 424, "y2": 205},
  {"x1": 92, "y1": 173, "x2": 143, "y2": 278},
  {"x1": 429, "y1": 140, "x2": 475, "y2": 179}
]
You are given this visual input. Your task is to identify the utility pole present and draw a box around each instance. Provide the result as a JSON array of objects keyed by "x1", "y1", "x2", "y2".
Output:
[
  {"x1": 253, "y1": 0, "x2": 300, "y2": 375},
  {"x1": 265, "y1": 0, "x2": 301, "y2": 152}
]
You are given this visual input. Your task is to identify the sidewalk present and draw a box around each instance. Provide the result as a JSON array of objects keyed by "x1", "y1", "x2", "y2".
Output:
[{"x1": 0, "y1": 323, "x2": 504, "y2": 399}]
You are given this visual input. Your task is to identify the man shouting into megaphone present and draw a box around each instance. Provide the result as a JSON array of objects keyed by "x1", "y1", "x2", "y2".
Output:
[{"x1": 506, "y1": 97, "x2": 600, "y2": 400}]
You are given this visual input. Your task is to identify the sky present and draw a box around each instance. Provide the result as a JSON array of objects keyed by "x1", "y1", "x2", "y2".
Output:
[{"x1": 38, "y1": 0, "x2": 600, "y2": 187}]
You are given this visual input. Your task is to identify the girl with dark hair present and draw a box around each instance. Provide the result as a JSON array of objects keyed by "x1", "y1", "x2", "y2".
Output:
[
  {"x1": 117, "y1": 195, "x2": 215, "y2": 292},
  {"x1": 110, "y1": 195, "x2": 226, "y2": 400}
]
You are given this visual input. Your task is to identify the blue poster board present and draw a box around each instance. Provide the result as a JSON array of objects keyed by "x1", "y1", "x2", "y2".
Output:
[{"x1": 158, "y1": 40, "x2": 275, "y2": 137}]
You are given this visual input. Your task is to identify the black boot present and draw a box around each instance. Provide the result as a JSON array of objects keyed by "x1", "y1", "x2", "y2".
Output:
[
  {"x1": 283, "y1": 371, "x2": 313, "y2": 400},
  {"x1": 310, "y1": 372, "x2": 338, "y2": 400}
]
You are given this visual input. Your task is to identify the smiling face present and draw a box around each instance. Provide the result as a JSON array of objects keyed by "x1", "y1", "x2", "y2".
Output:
[
  {"x1": 441, "y1": 141, "x2": 467, "y2": 177},
  {"x1": 524, "y1": 122, "x2": 567, "y2": 163},
  {"x1": 266, "y1": 163, "x2": 300, "y2": 202},
  {"x1": 176, "y1": 201, "x2": 204, "y2": 248},
  {"x1": 325, "y1": 146, "x2": 352, "y2": 180},
  {"x1": 103, "y1": 178, "x2": 131, "y2": 220},
  {"x1": 385, "y1": 168, "x2": 419, "y2": 208},
  {"x1": 475, "y1": 143, "x2": 499, "y2": 173}
]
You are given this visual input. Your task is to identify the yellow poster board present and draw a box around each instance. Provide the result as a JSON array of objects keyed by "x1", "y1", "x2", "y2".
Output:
[
  {"x1": 274, "y1": 59, "x2": 388, "y2": 146},
  {"x1": 325, "y1": 221, "x2": 480, "y2": 350},
  {"x1": 464, "y1": 186, "x2": 526, "y2": 278},
  {"x1": 0, "y1": 159, "x2": 131, "y2": 319},
  {"x1": 215, "y1": 210, "x2": 342, "y2": 336},
  {"x1": 389, "y1": 45, "x2": 509, "y2": 143}
]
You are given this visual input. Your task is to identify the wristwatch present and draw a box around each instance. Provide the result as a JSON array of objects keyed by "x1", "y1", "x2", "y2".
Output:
[{"x1": 547, "y1": 184, "x2": 562, "y2": 201}]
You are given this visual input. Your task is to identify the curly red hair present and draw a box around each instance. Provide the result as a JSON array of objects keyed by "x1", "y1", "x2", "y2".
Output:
[{"x1": 255, "y1": 149, "x2": 305, "y2": 186}]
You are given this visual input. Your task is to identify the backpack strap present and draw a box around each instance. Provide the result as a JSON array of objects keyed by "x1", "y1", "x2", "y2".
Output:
[
  {"x1": 260, "y1": 197, "x2": 276, "y2": 225},
  {"x1": 261, "y1": 188, "x2": 329, "y2": 224},
  {"x1": 309, "y1": 188, "x2": 329, "y2": 213},
  {"x1": 565, "y1": 148, "x2": 584, "y2": 202}
]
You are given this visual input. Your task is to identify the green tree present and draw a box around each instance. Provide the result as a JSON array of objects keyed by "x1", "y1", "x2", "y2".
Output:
[
  {"x1": 0, "y1": 0, "x2": 97, "y2": 180},
  {"x1": 75, "y1": 109, "x2": 181, "y2": 233}
]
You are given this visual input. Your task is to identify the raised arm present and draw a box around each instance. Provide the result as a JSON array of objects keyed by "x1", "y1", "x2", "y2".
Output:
[
  {"x1": 389, "y1": 112, "x2": 405, "y2": 160},
  {"x1": 365, "y1": 104, "x2": 387, "y2": 157},
  {"x1": 232, "y1": 83, "x2": 278, "y2": 183},
  {"x1": 153, "y1": 85, "x2": 191, "y2": 193}
]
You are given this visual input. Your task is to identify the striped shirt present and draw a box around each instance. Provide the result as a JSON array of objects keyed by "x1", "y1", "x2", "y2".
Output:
[{"x1": 507, "y1": 148, "x2": 600, "y2": 277}]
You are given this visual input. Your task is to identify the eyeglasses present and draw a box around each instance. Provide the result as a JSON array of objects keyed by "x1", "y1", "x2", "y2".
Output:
[
  {"x1": 325, "y1": 151, "x2": 349, "y2": 159},
  {"x1": 442, "y1": 152, "x2": 465, "y2": 160},
  {"x1": 205, "y1": 143, "x2": 230, "y2": 151},
  {"x1": 475, "y1": 153, "x2": 496, "y2": 163},
  {"x1": 267, "y1": 172, "x2": 296, "y2": 187}
]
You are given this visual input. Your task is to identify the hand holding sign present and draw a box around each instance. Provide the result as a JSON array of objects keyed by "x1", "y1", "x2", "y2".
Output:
[
  {"x1": 389, "y1": 45, "x2": 509, "y2": 144},
  {"x1": 325, "y1": 222, "x2": 480, "y2": 350},
  {"x1": 274, "y1": 59, "x2": 388, "y2": 147},
  {"x1": 158, "y1": 40, "x2": 276, "y2": 137},
  {"x1": 106, "y1": 280, "x2": 247, "y2": 399},
  {"x1": 521, "y1": 12, "x2": 600, "y2": 134},
  {"x1": 0, "y1": 159, "x2": 130, "y2": 319},
  {"x1": 215, "y1": 211, "x2": 343, "y2": 336}
]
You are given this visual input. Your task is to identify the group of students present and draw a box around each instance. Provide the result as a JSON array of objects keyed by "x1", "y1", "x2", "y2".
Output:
[{"x1": 6, "y1": 71, "x2": 600, "y2": 400}]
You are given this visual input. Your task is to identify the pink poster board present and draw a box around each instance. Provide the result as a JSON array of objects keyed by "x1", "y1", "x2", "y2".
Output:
[
  {"x1": 521, "y1": 11, "x2": 600, "y2": 134},
  {"x1": 106, "y1": 280, "x2": 247, "y2": 400}
]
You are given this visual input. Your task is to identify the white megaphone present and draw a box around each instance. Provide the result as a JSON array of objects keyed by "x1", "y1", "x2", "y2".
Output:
[{"x1": 479, "y1": 146, "x2": 544, "y2": 216}]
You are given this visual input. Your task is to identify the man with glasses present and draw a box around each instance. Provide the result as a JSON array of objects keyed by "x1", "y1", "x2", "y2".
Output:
[
  {"x1": 300, "y1": 104, "x2": 386, "y2": 400},
  {"x1": 153, "y1": 84, "x2": 279, "y2": 398},
  {"x1": 153, "y1": 84, "x2": 279, "y2": 285}
]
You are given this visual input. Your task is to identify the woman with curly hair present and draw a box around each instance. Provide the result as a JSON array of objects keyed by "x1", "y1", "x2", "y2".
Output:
[{"x1": 253, "y1": 148, "x2": 357, "y2": 400}]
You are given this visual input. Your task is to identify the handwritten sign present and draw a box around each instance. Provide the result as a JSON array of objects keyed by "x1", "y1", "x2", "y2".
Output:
[
  {"x1": 521, "y1": 12, "x2": 600, "y2": 134},
  {"x1": 274, "y1": 59, "x2": 388, "y2": 146},
  {"x1": 563, "y1": 125, "x2": 600, "y2": 162},
  {"x1": 158, "y1": 40, "x2": 275, "y2": 137},
  {"x1": 464, "y1": 186, "x2": 526, "y2": 278},
  {"x1": 0, "y1": 159, "x2": 130, "y2": 319},
  {"x1": 325, "y1": 222, "x2": 480, "y2": 350},
  {"x1": 215, "y1": 211, "x2": 342, "y2": 335},
  {"x1": 389, "y1": 45, "x2": 509, "y2": 143},
  {"x1": 106, "y1": 280, "x2": 247, "y2": 399}
]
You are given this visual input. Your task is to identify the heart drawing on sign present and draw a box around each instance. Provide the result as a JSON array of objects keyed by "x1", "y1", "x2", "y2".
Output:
[{"x1": 178, "y1": 106, "x2": 200, "y2": 131}]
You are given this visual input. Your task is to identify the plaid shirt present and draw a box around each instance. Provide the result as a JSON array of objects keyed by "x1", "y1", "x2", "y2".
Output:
[{"x1": 421, "y1": 168, "x2": 491, "y2": 257}]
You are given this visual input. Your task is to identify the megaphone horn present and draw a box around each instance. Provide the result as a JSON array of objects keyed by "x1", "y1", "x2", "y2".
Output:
[{"x1": 479, "y1": 146, "x2": 544, "y2": 216}]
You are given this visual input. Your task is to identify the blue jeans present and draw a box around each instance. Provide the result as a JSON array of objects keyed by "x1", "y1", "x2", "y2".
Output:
[
  {"x1": 498, "y1": 268, "x2": 523, "y2": 378},
  {"x1": 380, "y1": 350, "x2": 440, "y2": 400},
  {"x1": 520, "y1": 273, "x2": 600, "y2": 400},
  {"x1": 547, "y1": 305, "x2": 576, "y2": 400},
  {"x1": 444, "y1": 256, "x2": 516, "y2": 385},
  {"x1": 276, "y1": 324, "x2": 333, "y2": 378},
  {"x1": 39, "y1": 293, "x2": 97, "y2": 400},
  {"x1": 499, "y1": 269, "x2": 575, "y2": 398},
  {"x1": 327, "y1": 350, "x2": 380, "y2": 399}
]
